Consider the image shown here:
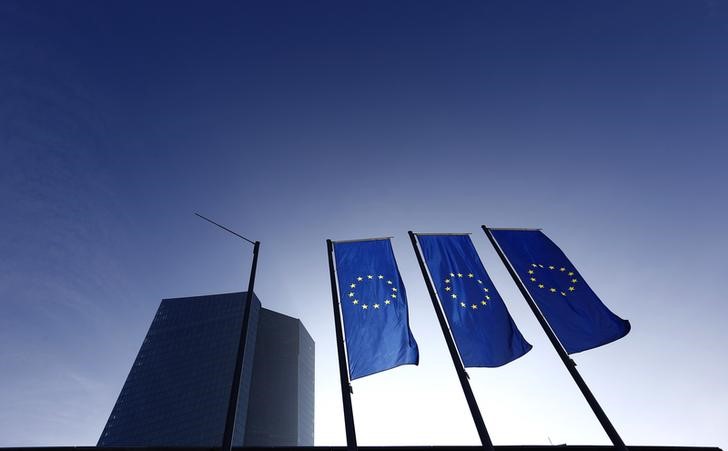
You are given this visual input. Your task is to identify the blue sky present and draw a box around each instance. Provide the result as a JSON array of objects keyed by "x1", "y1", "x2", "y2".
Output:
[{"x1": 1, "y1": 0, "x2": 726, "y2": 448}]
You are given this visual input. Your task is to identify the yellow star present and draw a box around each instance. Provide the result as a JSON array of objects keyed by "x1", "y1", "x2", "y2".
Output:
[
  {"x1": 531, "y1": 263, "x2": 538, "y2": 267},
  {"x1": 460, "y1": 302, "x2": 466, "y2": 307},
  {"x1": 568, "y1": 272, "x2": 574, "y2": 276},
  {"x1": 391, "y1": 294, "x2": 397, "y2": 298},
  {"x1": 387, "y1": 280, "x2": 393, "y2": 284},
  {"x1": 362, "y1": 304, "x2": 368, "y2": 309},
  {"x1": 445, "y1": 286, "x2": 451, "y2": 291},
  {"x1": 471, "y1": 304, "x2": 477, "y2": 309},
  {"x1": 468, "y1": 273, "x2": 474, "y2": 278},
  {"x1": 385, "y1": 300, "x2": 391, "y2": 305},
  {"x1": 392, "y1": 287, "x2": 397, "y2": 292},
  {"x1": 367, "y1": 275, "x2": 373, "y2": 279},
  {"x1": 477, "y1": 279, "x2": 482, "y2": 284},
  {"x1": 457, "y1": 273, "x2": 463, "y2": 278},
  {"x1": 450, "y1": 272, "x2": 455, "y2": 277},
  {"x1": 568, "y1": 286, "x2": 575, "y2": 291},
  {"x1": 550, "y1": 288, "x2": 557, "y2": 292},
  {"x1": 571, "y1": 278, "x2": 578, "y2": 283},
  {"x1": 549, "y1": 265, "x2": 555, "y2": 270},
  {"x1": 528, "y1": 270, "x2": 534, "y2": 274},
  {"x1": 378, "y1": 275, "x2": 384, "y2": 279},
  {"x1": 538, "y1": 264, "x2": 544, "y2": 268},
  {"x1": 485, "y1": 295, "x2": 490, "y2": 300},
  {"x1": 373, "y1": 304, "x2": 380, "y2": 309},
  {"x1": 538, "y1": 284, "x2": 544, "y2": 288},
  {"x1": 530, "y1": 277, "x2": 537, "y2": 282},
  {"x1": 484, "y1": 288, "x2": 489, "y2": 292},
  {"x1": 348, "y1": 292, "x2": 354, "y2": 297},
  {"x1": 445, "y1": 279, "x2": 450, "y2": 284},
  {"x1": 481, "y1": 300, "x2": 487, "y2": 305},
  {"x1": 350, "y1": 283, "x2": 356, "y2": 288},
  {"x1": 451, "y1": 293, "x2": 457, "y2": 299},
  {"x1": 560, "y1": 267, "x2": 566, "y2": 272},
  {"x1": 353, "y1": 300, "x2": 359, "y2": 305},
  {"x1": 561, "y1": 292, "x2": 566, "y2": 296},
  {"x1": 357, "y1": 276, "x2": 363, "y2": 281}
]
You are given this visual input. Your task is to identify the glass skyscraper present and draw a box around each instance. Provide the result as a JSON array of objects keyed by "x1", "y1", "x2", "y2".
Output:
[{"x1": 97, "y1": 292, "x2": 314, "y2": 447}]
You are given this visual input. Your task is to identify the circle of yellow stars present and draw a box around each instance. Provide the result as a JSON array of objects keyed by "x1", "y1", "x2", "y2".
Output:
[
  {"x1": 442, "y1": 271, "x2": 491, "y2": 310},
  {"x1": 525, "y1": 263, "x2": 578, "y2": 298},
  {"x1": 346, "y1": 274, "x2": 398, "y2": 311}
]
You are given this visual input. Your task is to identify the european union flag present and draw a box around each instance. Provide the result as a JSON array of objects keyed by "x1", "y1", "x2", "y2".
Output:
[
  {"x1": 416, "y1": 234, "x2": 532, "y2": 367},
  {"x1": 333, "y1": 239, "x2": 419, "y2": 379},
  {"x1": 490, "y1": 229, "x2": 631, "y2": 354}
]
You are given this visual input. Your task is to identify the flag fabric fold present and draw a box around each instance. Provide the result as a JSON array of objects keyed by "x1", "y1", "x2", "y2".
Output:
[
  {"x1": 490, "y1": 229, "x2": 630, "y2": 354},
  {"x1": 416, "y1": 234, "x2": 532, "y2": 367},
  {"x1": 333, "y1": 239, "x2": 419, "y2": 379}
]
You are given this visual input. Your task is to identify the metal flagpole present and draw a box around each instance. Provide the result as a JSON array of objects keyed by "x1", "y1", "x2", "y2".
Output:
[
  {"x1": 482, "y1": 225, "x2": 627, "y2": 451},
  {"x1": 326, "y1": 239, "x2": 358, "y2": 450},
  {"x1": 408, "y1": 231, "x2": 495, "y2": 451},
  {"x1": 194, "y1": 213, "x2": 259, "y2": 451}
]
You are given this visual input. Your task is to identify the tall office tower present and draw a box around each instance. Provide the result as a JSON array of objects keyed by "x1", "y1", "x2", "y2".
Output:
[{"x1": 98, "y1": 292, "x2": 314, "y2": 447}]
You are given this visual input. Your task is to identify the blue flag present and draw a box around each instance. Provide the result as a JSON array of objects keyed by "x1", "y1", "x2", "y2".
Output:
[
  {"x1": 416, "y1": 234, "x2": 532, "y2": 367},
  {"x1": 490, "y1": 229, "x2": 631, "y2": 354},
  {"x1": 333, "y1": 239, "x2": 419, "y2": 379}
]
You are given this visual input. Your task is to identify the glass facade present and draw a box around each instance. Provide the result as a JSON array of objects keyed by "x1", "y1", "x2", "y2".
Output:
[
  {"x1": 244, "y1": 309, "x2": 315, "y2": 446},
  {"x1": 98, "y1": 292, "x2": 313, "y2": 447}
]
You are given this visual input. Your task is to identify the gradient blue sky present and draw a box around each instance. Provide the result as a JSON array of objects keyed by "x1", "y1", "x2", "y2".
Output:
[{"x1": 1, "y1": 0, "x2": 726, "y2": 448}]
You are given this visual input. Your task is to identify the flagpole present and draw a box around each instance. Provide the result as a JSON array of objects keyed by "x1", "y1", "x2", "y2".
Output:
[
  {"x1": 326, "y1": 239, "x2": 358, "y2": 450},
  {"x1": 194, "y1": 213, "x2": 259, "y2": 451},
  {"x1": 408, "y1": 231, "x2": 495, "y2": 451},
  {"x1": 482, "y1": 226, "x2": 627, "y2": 451}
]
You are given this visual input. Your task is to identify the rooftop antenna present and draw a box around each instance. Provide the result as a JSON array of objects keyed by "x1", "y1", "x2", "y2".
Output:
[{"x1": 195, "y1": 212, "x2": 260, "y2": 451}]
